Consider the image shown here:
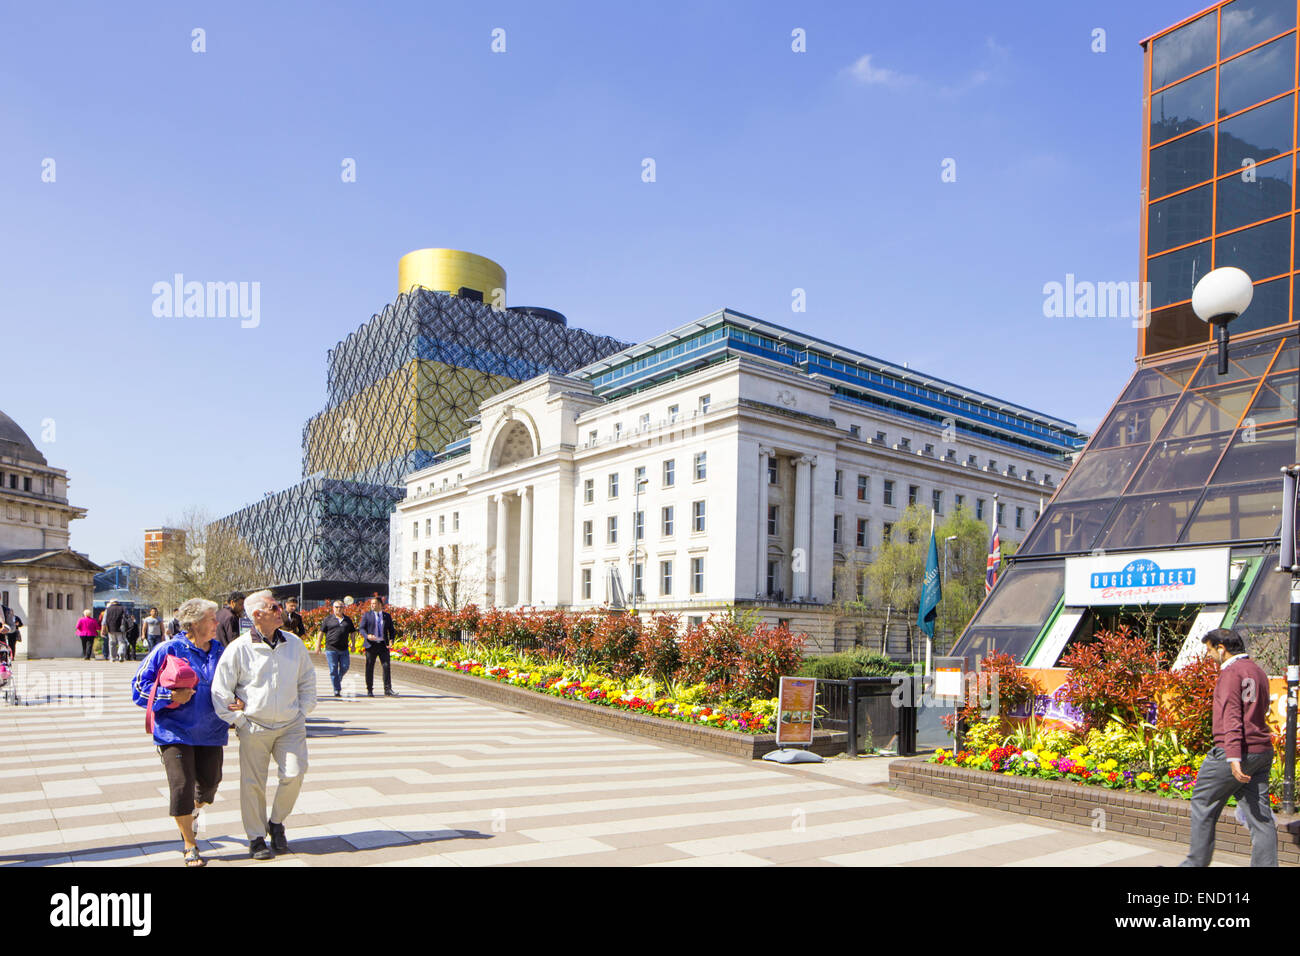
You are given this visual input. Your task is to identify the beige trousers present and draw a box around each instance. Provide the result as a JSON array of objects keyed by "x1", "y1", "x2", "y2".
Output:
[{"x1": 236, "y1": 716, "x2": 308, "y2": 841}]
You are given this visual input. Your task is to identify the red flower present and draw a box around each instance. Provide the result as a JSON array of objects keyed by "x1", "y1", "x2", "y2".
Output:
[{"x1": 1159, "y1": 781, "x2": 1170, "y2": 791}]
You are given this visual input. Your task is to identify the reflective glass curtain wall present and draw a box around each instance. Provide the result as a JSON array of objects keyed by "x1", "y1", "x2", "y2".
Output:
[{"x1": 1145, "y1": 0, "x2": 1300, "y2": 354}]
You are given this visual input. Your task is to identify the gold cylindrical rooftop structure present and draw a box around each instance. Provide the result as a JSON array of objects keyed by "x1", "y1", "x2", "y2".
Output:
[{"x1": 398, "y1": 248, "x2": 507, "y2": 304}]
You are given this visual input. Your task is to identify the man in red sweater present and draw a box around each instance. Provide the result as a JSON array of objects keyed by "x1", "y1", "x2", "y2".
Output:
[{"x1": 1181, "y1": 628, "x2": 1277, "y2": 867}]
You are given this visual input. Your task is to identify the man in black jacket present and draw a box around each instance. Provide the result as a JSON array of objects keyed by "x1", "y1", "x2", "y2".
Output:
[
  {"x1": 102, "y1": 600, "x2": 129, "y2": 662},
  {"x1": 215, "y1": 592, "x2": 245, "y2": 648},
  {"x1": 281, "y1": 597, "x2": 306, "y2": 638},
  {"x1": 359, "y1": 596, "x2": 397, "y2": 697},
  {"x1": 0, "y1": 601, "x2": 20, "y2": 658}
]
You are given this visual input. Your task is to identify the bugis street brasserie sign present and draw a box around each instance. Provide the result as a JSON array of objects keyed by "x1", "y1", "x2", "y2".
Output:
[{"x1": 1064, "y1": 548, "x2": 1230, "y2": 607}]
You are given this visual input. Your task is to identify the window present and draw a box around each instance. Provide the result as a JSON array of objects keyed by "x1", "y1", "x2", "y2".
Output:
[
  {"x1": 932, "y1": 490, "x2": 943, "y2": 514},
  {"x1": 662, "y1": 505, "x2": 675, "y2": 536},
  {"x1": 976, "y1": 498, "x2": 986, "y2": 521},
  {"x1": 997, "y1": 503, "x2": 1006, "y2": 526},
  {"x1": 412, "y1": 522, "x2": 419, "y2": 540},
  {"x1": 634, "y1": 465, "x2": 646, "y2": 490},
  {"x1": 22, "y1": 477, "x2": 30, "y2": 492},
  {"x1": 588, "y1": 429, "x2": 597, "y2": 445},
  {"x1": 453, "y1": 512, "x2": 459, "y2": 531},
  {"x1": 439, "y1": 515, "x2": 446, "y2": 534},
  {"x1": 663, "y1": 459, "x2": 675, "y2": 487},
  {"x1": 639, "y1": 413, "x2": 650, "y2": 430},
  {"x1": 668, "y1": 404, "x2": 679, "y2": 422},
  {"x1": 693, "y1": 500, "x2": 707, "y2": 532},
  {"x1": 875, "y1": 431, "x2": 887, "y2": 443},
  {"x1": 584, "y1": 479, "x2": 594, "y2": 503},
  {"x1": 908, "y1": 485, "x2": 919, "y2": 506},
  {"x1": 47, "y1": 592, "x2": 53, "y2": 609},
  {"x1": 689, "y1": 615, "x2": 704, "y2": 629},
  {"x1": 899, "y1": 438, "x2": 911, "y2": 451},
  {"x1": 582, "y1": 568, "x2": 592, "y2": 600},
  {"x1": 614, "y1": 423, "x2": 623, "y2": 439},
  {"x1": 632, "y1": 562, "x2": 644, "y2": 598},
  {"x1": 691, "y1": 557, "x2": 705, "y2": 594},
  {"x1": 412, "y1": 552, "x2": 418, "y2": 572},
  {"x1": 883, "y1": 480, "x2": 894, "y2": 506},
  {"x1": 425, "y1": 549, "x2": 432, "y2": 570},
  {"x1": 660, "y1": 560, "x2": 673, "y2": 595},
  {"x1": 608, "y1": 473, "x2": 619, "y2": 498},
  {"x1": 1016, "y1": 507, "x2": 1025, "y2": 530},
  {"x1": 857, "y1": 475, "x2": 868, "y2": 501},
  {"x1": 66, "y1": 592, "x2": 73, "y2": 609},
  {"x1": 955, "y1": 494, "x2": 965, "y2": 511},
  {"x1": 767, "y1": 505, "x2": 778, "y2": 536},
  {"x1": 425, "y1": 518, "x2": 432, "y2": 536},
  {"x1": 833, "y1": 514, "x2": 842, "y2": 545},
  {"x1": 924, "y1": 443, "x2": 934, "y2": 456},
  {"x1": 767, "y1": 560, "x2": 779, "y2": 595},
  {"x1": 968, "y1": 454, "x2": 979, "y2": 466},
  {"x1": 635, "y1": 510, "x2": 645, "y2": 541},
  {"x1": 767, "y1": 459, "x2": 778, "y2": 484},
  {"x1": 882, "y1": 522, "x2": 893, "y2": 543},
  {"x1": 699, "y1": 394, "x2": 711, "y2": 414},
  {"x1": 849, "y1": 424, "x2": 861, "y2": 438},
  {"x1": 694, "y1": 452, "x2": 707, "y2": 480},
  {"x1": 856, "y1": 518, "x2": 868, "y2": 548},
  {"x1": 56, "y1": 593, "x2": 63, "y2": 610},
  {"x1": 834, "y1": 470, "x2": 843, "y2": 497},
  {"x1": 583, "y1": 520, "x2": 593, "y2": 547},
  {"x1": 608, "y1": 516, "x2": 618, "y2": 544},
  {"x1": 1007, "y1": 464, "x2": 1017, "y2": 477},
  {"x1": 988, "y1": 459, "x2": 997, "y2": 472}
]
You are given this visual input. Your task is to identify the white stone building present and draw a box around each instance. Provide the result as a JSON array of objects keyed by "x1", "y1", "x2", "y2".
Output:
[
  {"x1": 389, "y1": 310, "x2": 1087, "y2": 651},
  {"x1": 0, "y1": 411, "x2": 99, "y2": 658}
]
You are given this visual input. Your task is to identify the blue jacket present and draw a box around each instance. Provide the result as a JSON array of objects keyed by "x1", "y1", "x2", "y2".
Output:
[
  {"x1": 131, "y1": 636, "x2": 229, "y2": 746},
  {"x1": 360, "y1": 610, "x2": 395, "y2": 647}
]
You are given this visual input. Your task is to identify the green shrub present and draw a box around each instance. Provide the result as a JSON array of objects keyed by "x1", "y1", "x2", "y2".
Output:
[{"x1": 796, "y1": 650, "x2": 907, "y2": 680}]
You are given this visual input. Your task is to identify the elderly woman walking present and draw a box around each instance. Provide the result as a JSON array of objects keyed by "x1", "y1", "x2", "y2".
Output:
[
  {"x1": 131, "y1": 597, "x2": 244, "y2": 867},
  {"x1": 76, "y1": 609, "x2": 99, "y2": 660}
]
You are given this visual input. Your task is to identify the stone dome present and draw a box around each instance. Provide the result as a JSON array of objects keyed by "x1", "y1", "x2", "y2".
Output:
[{"x1": 0, "y1": 410, "x2": 46, "y2": 465}]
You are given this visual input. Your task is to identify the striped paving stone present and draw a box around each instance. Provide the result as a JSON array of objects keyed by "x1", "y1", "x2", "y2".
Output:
[{"x1": 0, "y1": 660, "x2": 1253, "y2": 867}]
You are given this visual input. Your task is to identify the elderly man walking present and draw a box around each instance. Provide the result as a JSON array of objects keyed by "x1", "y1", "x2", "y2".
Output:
[
  {"x1": 211, "y1": 589, "x2": 317, "y2": 860},
  {"x1": 1180, "y1": 628, "x2": 1278, "y2": 867}
]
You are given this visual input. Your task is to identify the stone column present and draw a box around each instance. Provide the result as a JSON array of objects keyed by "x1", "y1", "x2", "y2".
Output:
[
  {"x1": 756, "y1": 446, "x2": 770, "y2": 597},
  {"x1": 494, "y1": 493, "x2": 509, "y2": 607},
  {"x1": 793, "y1": 455, "x2": 813, "y2": 600},
  {"x1": 518, "y1": 486, "x2": 533, "y2": 606}
]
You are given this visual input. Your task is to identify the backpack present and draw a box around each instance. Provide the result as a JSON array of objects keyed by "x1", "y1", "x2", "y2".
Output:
[{"x1": 144, "y1": 653, "x2": 199, "y2": 734}]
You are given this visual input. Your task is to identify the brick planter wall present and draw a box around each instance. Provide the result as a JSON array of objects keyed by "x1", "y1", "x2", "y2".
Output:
[
  {"x1": 890, "y1": 757, "x2": 1300, "y2": 864},
  {"x1": 312, "y1": 653, "x2": 843, "y2": 760}
]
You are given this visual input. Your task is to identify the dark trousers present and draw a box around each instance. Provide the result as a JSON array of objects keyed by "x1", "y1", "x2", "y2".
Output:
[
  {"x1": 1181, "y1": 748, "x2": 1277, "y2": 867},
  {"x1": 80, "y1": 636, "x2": 94, "y2": 660},
  {"x1": 365, "y1": 644, "x2": 392, "y2": 694}
]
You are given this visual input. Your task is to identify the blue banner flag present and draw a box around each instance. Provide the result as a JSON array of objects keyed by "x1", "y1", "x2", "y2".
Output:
[{"x1": 917, "y1": 526, "x2": 941, "y2": 638}]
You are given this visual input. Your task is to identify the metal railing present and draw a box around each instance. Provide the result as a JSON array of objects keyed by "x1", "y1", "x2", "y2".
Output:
[{"x1": 815, "y1": 676, "x2": 920, "y2": 756}]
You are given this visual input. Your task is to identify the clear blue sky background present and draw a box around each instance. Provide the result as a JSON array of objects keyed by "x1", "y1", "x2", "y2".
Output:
[{"x1": 1, "y1": 0, "x2": 1204, "y2": 564}]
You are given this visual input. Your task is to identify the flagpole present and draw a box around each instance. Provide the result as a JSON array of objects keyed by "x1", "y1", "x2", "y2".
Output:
[{"x1": 926, "y1": 509, "x2": 935, "y2": 678}]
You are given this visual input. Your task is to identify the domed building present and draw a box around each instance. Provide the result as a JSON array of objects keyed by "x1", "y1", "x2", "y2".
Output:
[{"x1": 0, "y1": 411, "x2": 99, "y2": 658}]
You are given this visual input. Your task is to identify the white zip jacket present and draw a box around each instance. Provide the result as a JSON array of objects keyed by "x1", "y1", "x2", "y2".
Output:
[{"x1": 211, "y1": 628, "x2": 317, "y2": 733}]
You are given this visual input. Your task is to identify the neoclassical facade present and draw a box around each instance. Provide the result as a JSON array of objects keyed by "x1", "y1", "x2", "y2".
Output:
[
  {"x1": 390, "y1": 310, "x2": 1086, "y2": 650},
  {"x1": 0, "y1": 411, "x2": 98, "y2": 658}
]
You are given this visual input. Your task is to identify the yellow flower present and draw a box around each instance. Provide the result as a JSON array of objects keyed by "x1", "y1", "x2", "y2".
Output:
[
  {"x1": 1041, "y1": 751, "x2": 1058, "y2": 762},
  {"x1": 1137, "y1": 772, "x2": 1153, "y2": 781},
  {"x1": 1101, "y1": 759, "x2": 1118, "y2": 771}
]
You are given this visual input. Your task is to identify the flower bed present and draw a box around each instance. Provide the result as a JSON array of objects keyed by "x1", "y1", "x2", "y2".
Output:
[{"x1": 391, "y1": 643, "x2": 778, "y2": 735}]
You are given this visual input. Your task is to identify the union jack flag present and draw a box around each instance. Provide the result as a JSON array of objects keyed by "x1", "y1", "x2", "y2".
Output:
[{"x1": 985, "y1": 526, "x2": 1001, "y2": 595}]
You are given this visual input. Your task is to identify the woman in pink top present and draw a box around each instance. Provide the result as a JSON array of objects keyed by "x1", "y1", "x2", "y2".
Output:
[{"x1": 77, "y1": 609, "x2": 99, "y2": 660}]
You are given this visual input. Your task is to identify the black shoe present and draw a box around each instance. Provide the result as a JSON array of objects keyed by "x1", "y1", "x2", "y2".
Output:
[
  {"x1": 367, "y1": 691, "x2": 374, "y2": 697},
  {"x1": 384, "y1": 690, "x2": 398, "y2": 697},
  {"x1": 267, "y1": 820, "x2": 289, "y2": 853},
  {"x1": 333, "y1": 690, "x2": 341, "y2": 697},
  {"x1": 249, "y1": 837, "x2": 275, "y2": 860}
]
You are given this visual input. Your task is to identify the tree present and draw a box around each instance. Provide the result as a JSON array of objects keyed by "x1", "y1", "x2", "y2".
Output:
[
  {"x1": 134, "y1": 507, "x2": 272, "y2": 611},
  {"x1": 864, "y1": 505, "x2": 932, "y2": 655},
  {"x1": 394, "y1": 542, "x2": 489, "y2": 610}
]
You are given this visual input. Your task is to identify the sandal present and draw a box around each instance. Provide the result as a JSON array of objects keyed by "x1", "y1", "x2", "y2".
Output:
[{"x1": 184, "y1": 846, "x2": 207, "y2": 867}]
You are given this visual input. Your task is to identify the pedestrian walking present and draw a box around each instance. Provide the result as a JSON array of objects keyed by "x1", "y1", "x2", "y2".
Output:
[
  {"x1": 318, "y1": 600, "x2": 355, "y2": 698},
  {"x1": 215, "y1": 592, "x2": 245, "y2": 648},
  {"x1": 1180, "y1": 628, "x2": 1278, "y2": 867},
  {"x1": 360, "y1": 596, "x2": 397, "y2": 697},
  {"x1": 211, "y1": 589, "x2": 316, "y2": 861},
  {"x1": 281, "y1": 597, "x2": 305, "y2": 638},
  {"x1": 142, "y1": 607, "x2": 165, "y2": 652},
  {"x1": 0, "y1": 600, "x2": 20, "y2": 659},
  {"x1": 166, "y1": 609, "x2": 183, "y2": 639},
  {"x1": 122, "y1": 608, "x2": 139, "y2": 661},
  {"x1": 76, "y1": 609, "x2": 99, "y2": 660},
  {"x1": 102, "y1": 600, "x2": 129, "y2": 662},
  {"x1": 131, "y1": 598, "x2": 239, "y2": 867}
]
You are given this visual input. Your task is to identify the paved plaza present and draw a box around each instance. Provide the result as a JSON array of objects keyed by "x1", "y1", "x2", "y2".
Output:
[{"x1": 0, "y1": 659, "x2": 1250, "y2": 867}]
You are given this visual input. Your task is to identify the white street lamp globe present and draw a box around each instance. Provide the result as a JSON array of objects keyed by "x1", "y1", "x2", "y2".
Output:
[{"x1": 1192, "y1": 267, "x2": 1253, "y2": 325}]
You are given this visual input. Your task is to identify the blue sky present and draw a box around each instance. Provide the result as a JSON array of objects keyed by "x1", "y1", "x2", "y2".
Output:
[{"x1": 1, "y1": 0, "x2": 1205, "y2": 563}]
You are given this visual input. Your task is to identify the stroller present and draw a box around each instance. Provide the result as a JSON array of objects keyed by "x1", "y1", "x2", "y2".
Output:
[{"x1": 0, "y1": 640, "x2": 15, "y2": 704}]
